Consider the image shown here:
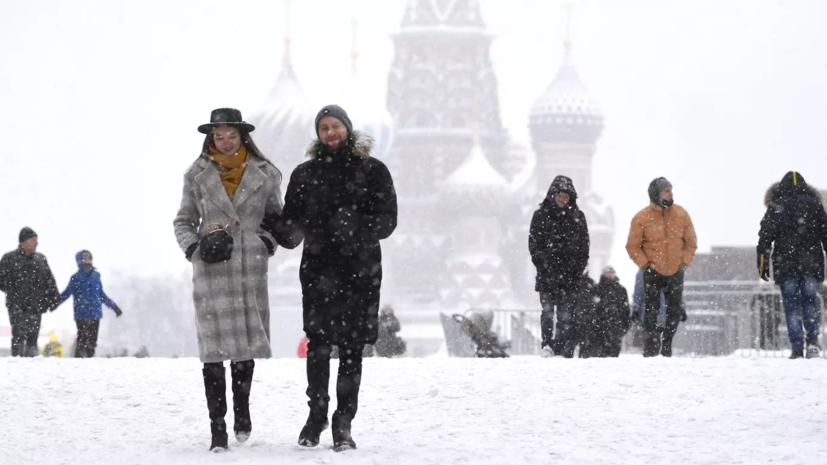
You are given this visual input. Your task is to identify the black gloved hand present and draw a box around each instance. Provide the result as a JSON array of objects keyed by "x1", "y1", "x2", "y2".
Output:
[
  {"x1": 259, "y1": 236, "x2": 275, "y2": 255},
  {"x1": 114, "y1": 307, "x2": 123, "y2": 318},
  {"x1": 680, "y1": 303, "x2": 688, "y2": 322},
  {"x1": 185, "y1": 242, "x2": 198, "y2": 261},
  {"x1": 200, "y1": 230, "x2": 234, "y2": 264},
  {"x1": 758, "y1": 253, "x2": 770, "y2": 282}
]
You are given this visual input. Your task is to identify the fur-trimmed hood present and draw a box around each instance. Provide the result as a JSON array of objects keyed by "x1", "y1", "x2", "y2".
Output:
[
  {"x1": 764, "y1": 171, "x2": 824, "y2": 207},
  {"x1": 305, "y1": 130, "x2": 374, "y2": 159}
]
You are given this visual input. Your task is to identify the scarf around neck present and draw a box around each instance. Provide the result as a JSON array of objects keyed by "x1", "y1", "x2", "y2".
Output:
[{"x1": 208, "y1": 144, "x2": 249, "y2": 200}]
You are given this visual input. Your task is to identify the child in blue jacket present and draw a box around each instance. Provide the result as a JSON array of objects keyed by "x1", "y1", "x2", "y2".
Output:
[{"x1": 59, "y1": 250, "x2": 122, "y2": 357}]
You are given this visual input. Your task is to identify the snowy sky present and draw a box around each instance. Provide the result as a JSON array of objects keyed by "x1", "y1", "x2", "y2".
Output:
[{"x1": 2, "y1": 0, "x2": 827, "y2": 331}]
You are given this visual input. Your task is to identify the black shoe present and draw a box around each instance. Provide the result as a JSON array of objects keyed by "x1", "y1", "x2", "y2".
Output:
[
  {"x1": 298, "y1": 411, "x2": 329, "y2": 447},
  {"x1": 332, "y1": 413, "x2": 356, "y2": 452},
  {"x1": 790, "y1": 349, "x2": 804, "y2": 359},
  {"x1": 231, "y1": 360, "x2": 254, "y2": 442}
]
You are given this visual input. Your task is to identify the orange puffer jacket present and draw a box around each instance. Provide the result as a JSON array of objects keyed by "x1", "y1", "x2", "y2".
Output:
[{"x1": 626, "y1": 202, "x2": 698, "y2": 276}]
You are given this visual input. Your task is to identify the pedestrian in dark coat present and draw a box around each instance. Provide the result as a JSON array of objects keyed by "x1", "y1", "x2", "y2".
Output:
[
  {"x1": 591, "y1": 267, "x2": 631, "y2": 357},
  {"x1": 375, "y1": 305, "x2": 406, "y2": 358},
  {"x1": 757, "y1": 171, "x2": 827, "y2": 359},
  {"x1": 0, "y1": 228, "x2": 61, "y2": 357},
  {"x1": 173, "y1": 108, "x2": 283, "y2": 451},
  {"x1": 261, "y1": 104, "x2": 398, "y2": 451},
  {"x1": 528, "y1": 175, "x2": 590, "y2": 358},
  {"x1": 57, "y1": 250, "x2": 122, "y2": 358}
]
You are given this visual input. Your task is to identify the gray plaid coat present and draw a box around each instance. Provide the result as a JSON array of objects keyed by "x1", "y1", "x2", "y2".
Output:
[{"x1": 174, "y1": 154, "x2": 283, "y2": 363}]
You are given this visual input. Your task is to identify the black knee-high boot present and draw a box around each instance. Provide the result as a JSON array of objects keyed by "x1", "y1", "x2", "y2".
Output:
[
  {"x1": 332, "y1": 341, "x2": 364, "y2": 451},
  {"x1": 203, "y1": 363, "x2": 228, "y2": 452},
  {"x1": 230, "y1": 360, "x2": 254, "y2": 442},
  {"x1": 299, "y1": 338, "x2": 331, "y2": 447}
]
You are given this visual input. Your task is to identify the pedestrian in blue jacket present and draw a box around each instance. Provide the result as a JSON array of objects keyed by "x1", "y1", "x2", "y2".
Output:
[{"x1": 58, "y1": 250, "x2": 122, "y2": 358}]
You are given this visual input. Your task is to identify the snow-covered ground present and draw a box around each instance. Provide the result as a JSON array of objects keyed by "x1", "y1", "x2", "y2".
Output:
[{"x1": 2, "y1": 356, "x2": 825, "y2": 465}]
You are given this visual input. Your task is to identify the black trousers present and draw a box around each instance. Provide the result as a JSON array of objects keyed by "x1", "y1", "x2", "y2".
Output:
[
  {"x1": 306, "y1": 336, "x2": 365, "y2": 421},
  {"x1": 75, "y1": 319, "x2": 101, "y2": 358},
  {"x1": 643, "y1": 268, "x2": 685, "y2": 355},
  {"x1": 9, "y1": 311, "x2": 41, "y2": 357}
]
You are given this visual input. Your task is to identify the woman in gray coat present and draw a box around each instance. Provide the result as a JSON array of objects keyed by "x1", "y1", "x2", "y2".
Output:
[{"x1": 173, "y1": 108, "x2": 283, "y2": 452}]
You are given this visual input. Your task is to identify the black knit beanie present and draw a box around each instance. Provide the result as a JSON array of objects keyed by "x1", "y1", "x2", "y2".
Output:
[
  {"x1": 314, "y1": 104, "x2": 353, "y2": 138},
  {"x1": 19, "y1": 227, "x2": 37, "y2": 244},
  {"x1": 648, "y1": 177, "x2": 673, "y2": 206}
]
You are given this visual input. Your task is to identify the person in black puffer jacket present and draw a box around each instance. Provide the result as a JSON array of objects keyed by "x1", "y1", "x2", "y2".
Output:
[
  {"x1": 528, "y1": 175, "x2": 590, "y2": 358},
  {"x1": 758, "y1": 171, "x2": 827, "y2": 359},
  {"x1": 262, "y1": 105, "x2": 398, "y2": 451}
]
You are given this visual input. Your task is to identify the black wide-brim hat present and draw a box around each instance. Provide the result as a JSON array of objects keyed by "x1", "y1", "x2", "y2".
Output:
[{"x1": 197, "y1": 108, "x2": 255, "y2": 134}]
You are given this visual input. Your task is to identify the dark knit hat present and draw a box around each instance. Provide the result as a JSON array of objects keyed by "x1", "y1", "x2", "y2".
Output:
[
  {"x1": 648, "y1": 177, "x2": 673, "y2": 205},
  {"x1": 19, "y1": 227, "x2": 37, "y2": 243},
  {"x1": 314, "y1": 105, "x2": 353, "y2": 138}
]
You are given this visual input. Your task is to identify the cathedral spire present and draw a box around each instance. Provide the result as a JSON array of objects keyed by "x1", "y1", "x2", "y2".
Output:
[
  {"x1": 351, "y1": 19, "x2": 359, "y2": 72},
  {"x1": 563, "y1": 2, "x2": 573, "y2": 63},
  {"x1": 283, "y1": 0, "x2": 293, "y2": 67}
]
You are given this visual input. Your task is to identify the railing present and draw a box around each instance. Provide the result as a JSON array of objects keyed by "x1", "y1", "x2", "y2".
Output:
[{"x1": 454, "y1": 282, "x2": 825, "y2": 358}]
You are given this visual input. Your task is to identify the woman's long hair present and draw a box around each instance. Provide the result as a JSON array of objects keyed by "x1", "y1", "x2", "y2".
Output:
[{"x1": 200, "y1": 129, "x2": 282, "y2": 179}]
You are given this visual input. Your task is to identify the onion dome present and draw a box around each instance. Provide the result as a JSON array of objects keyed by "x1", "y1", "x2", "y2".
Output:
[
  {"x1": 529, "y1": 37, "x2": 604, "y2": 145},
  {"x1": 248, "y1": 31, "x2": 316, "y2": 175}
]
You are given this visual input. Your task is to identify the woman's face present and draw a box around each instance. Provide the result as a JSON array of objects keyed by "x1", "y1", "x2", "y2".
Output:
[
  {"x1": 212, "y1": 125, "x2": 242, "y2": 156},
  {"x1": 317, "y1": 116, "x2": 349, "y2": 152}
]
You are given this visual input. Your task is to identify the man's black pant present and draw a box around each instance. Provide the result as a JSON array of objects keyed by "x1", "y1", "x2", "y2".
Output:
[
  {"x1": 9, "y1": 311, "x2": 41, "y2": 357},
  {"x1": 75, "y1": 319, "x2": 101, "y2": 358},
  {"x1": 306, "y1": 336, "x2": 365, "y2": 421},
  {"x1": 643, "y1": 268, "x2": 685, "y2": 356}
]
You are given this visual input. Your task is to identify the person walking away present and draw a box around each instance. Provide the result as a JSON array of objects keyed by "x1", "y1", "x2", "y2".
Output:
[
  {"x1": 41, "y1": 334, "x2": 65, "y2": 358},
  {"x1": 261, "y1": 104, "x2": 398, "y2": 451},
  {"x1": 0, "y1": 228, "x2": 61, "y2": 356},
  {"x1": 528, "y1": 175, "x2": 590, "y2": 358},
  {"x1": 626, "y1": 178, "x2": 697, "y2": 357},
  {"x1": 174, "y1": 108, "x2": 284, "y2": 451},
  {"x1": 57, "y1": 250, "x2": 122, "y2": 358},
  {"x1": 757, "y1": 171, "x2": 827, "y2": 359},
  {"x1": 593, "y1": 267, "x2": 631, "y2": 357},
  {"x1": 375, "y1": 305, "x2": 406, "y2": 357}
]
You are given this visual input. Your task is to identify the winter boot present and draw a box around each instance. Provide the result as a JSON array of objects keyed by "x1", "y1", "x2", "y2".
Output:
[
  {"x1": 298, "y1": 408, "x2": 329, "y2": 447},
  {"x1": 643, "y1": 331, "x2": 662, "y2": 357},
  {"x1": 540, "y1": 345, "x2": 554, "y2": 358},
  {"x1": 806, "y1": 342, "x2": 822, "y2": 359},
  {"x1": 331, "y1": 412, "x2": 356, "y2": 452},
  {"x1": 203, "y1": 363, "x2": 229, "y2": 452},
  {"x1": 660, "y1": 330, "x2": 676, "y2": 358},
  {"x1": 230, "y1": 360, "x2": 254, "y2": 442},
  {"x1": 789, "y1": 349, "x2": 804, "y2": 359}
]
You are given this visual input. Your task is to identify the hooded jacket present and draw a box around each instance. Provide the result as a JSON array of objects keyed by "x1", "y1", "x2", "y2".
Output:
[
  {"x1": 59, "y1": 251, "x2": 119, "y2": 320},
  {"x1": 757, "y1": 171, "x2": 827, "y2": 284},
  {"x1": 528, "y1": 176, "x2": 590, "y2": 295}
]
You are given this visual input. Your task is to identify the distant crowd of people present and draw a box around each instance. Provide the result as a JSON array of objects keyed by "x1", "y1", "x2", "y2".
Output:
[{"x1": 528, "y1": 170, "x2": 826, "y2": 359}]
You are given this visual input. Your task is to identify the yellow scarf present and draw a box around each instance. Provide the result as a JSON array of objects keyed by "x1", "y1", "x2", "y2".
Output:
[{"x1": 208, "y1": 145, "x2": 249, "y2": 200}]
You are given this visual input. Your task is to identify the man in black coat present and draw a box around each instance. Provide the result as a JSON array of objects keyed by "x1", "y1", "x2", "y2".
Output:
[
  {"x1": 0, "y1": 227, "x2": 61, "y2": 356},
  {"x1": 528, "y1": 175, "x2": 590, "y2": 358},
  {"x1": 758, "y1": 171, "x2": 827, "y2": 359},
  {"x1": 262, "y1": 105, "x2": 397, "y2": 451},
  {"x1": 375, "y1": 305, "x2": 405, "y2": 358}
]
